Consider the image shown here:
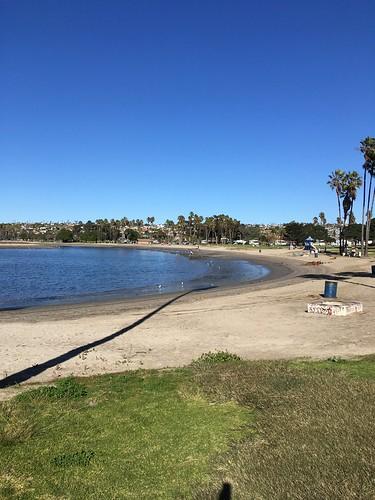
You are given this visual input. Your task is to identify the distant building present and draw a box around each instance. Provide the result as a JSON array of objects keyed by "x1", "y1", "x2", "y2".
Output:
[{"x1": 326, "y1": 224, "x2": 340, "y2": 243}]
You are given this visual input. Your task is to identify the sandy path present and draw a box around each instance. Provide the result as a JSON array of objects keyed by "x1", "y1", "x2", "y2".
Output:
[{"x1": 0, "y1": 248, "x2": 374, "y2": 398}]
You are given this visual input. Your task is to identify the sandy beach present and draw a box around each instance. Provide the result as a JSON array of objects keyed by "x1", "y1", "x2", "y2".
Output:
[{"x1": 1, "y1": 246, "x2": 374, "y2": 399}]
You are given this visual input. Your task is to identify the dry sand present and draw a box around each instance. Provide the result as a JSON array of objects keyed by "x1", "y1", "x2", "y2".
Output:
[{"x1": 0, "y1": 246, "x2": 374, "y2": 399}]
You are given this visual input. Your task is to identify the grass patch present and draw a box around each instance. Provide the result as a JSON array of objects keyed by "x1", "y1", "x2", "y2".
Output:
[
  {"x1": 292, "y1": 354, "x2": 375, "y2": 380},
  {"x1": 192, "y1": 350, "x2": 241, "y2": 365},
  {"x1": 1, "y1": 357, "x2": 375, "y2": 498},
  {"x1": 0, "y1": 370, "x2": 249, "y2": 499},
  {"x1": 193, "y1": 359, "x2": 375, "y2": 498},
  {"x1": 16, "y1": 377, "x2": 88, "y2": 401},
  {"x1": 52, "y1": 449, "x2": 95, "y2": 467}
]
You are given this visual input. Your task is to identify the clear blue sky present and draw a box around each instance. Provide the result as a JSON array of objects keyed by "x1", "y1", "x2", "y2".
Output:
[{"x1": 1, "y1": 0, "x2": 374, "y2": 224}]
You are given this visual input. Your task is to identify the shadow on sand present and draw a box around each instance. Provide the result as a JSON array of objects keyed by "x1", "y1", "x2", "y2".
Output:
[
  {"x1": 299, "y1": 271, "x2": 375, "y2": 290},
  {"x1": 0, "y1": 286, "x2": 215, "y2": 389}
]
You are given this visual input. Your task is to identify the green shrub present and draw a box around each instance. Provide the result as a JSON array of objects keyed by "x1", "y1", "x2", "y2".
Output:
[
  {"x1": 18, "y1": 377, "x2": 87, "y2": 401},
  {"x1": 327, "y1": 356, "x2": 346, "y2": 363},
  {"x1": 192, "y1": 351, "x2": 241, "y2": 365}
]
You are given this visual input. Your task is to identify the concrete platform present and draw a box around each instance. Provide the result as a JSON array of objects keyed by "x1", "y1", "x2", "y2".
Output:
[{"x1": 307, "y1": 301, "x2": 363, "y2": 316}]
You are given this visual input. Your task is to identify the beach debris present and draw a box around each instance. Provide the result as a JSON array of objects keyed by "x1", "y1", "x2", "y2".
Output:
[{"x1": 307, "y1": 301, "x2": 363, "y2": 316}]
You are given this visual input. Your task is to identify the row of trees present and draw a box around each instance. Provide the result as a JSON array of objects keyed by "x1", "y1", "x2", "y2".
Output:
[
  {"x1": 50, "y1": 215, "x2": 259, "y2": 245},
  {"x1": 163, "y1": 213, "x2": 282, "y2": 244},
  {"x1": 284, "y1": 221, "x2": 332, "y2": 245},
  {"x1": 56, "y1": 222, "x2": 140, "y2": 243},
  {"x1": 4, "y1": 215, "x2": 373, "y2": 248},
  {"x1": 328, "y1": 137, "x2": 375, "y2": 256}
]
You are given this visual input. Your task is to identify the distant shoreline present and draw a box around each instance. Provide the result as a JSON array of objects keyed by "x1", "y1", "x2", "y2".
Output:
[{"x1": 0, "y1": 244, "x2": 297, "y2": 317}]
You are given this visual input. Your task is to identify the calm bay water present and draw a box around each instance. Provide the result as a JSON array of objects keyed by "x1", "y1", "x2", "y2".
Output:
[{"x1": 0, "y1": 247, "x2": 269, "y2": 309}]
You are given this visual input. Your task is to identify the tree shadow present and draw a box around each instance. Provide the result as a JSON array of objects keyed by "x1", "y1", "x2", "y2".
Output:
[
  {"x1": 0, "y1": 286, "x2": 215, "y2": 389},
  {"x1": 338, "y1": 271, "x2": 374, "y2": 278},
  {"x1": 299, "y1": 273, "x2": 375, "y2": 290},
  {"x1": 218, "y1": 482, "x2": 232, "y2": 499}
]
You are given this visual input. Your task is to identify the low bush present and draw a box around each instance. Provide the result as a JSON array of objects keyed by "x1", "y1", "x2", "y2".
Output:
[
  {"x1": 192, "y1": 351, "x2": 241, "y2": 365},
  {"x1": 17, "y1": 377, "x2": 87, "y2": 401}
]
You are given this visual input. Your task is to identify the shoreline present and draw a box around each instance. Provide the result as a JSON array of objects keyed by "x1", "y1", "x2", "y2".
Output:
[
  {"x1": 1, "y1": 247, "x2": 374, "y2": 397},
  {"x1": 0, "y1": 243, "x2": 298, "y2": 318}
]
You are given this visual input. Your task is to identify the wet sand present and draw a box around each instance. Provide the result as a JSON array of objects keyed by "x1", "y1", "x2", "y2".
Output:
[{"x1": 0, "y1": 246, "x2": 374, "y2": 399}]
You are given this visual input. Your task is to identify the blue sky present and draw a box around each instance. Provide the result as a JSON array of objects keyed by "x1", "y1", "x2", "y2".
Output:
[{"x1": 1, "y1": 0, "x2": 374, "y2": 224}]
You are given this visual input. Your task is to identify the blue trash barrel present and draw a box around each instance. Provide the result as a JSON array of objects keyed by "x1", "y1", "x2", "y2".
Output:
[{"x1": 324, "y1": 281, "x2": 338, "y2": 298}]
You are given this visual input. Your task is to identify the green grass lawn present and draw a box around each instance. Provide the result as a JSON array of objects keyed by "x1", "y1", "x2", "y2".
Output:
[{"x1": 1, "y1": 355, "x2": 375, "y2": 499}]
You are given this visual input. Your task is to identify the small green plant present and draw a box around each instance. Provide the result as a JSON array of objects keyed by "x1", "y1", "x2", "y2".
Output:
[
  {"x1": 52, "y1": 450, "x2": 95, "y2": 467},
  {"x1": 0, "y1": 403, "x2": 35, "y2": 446},
  {"x1": 327, "y1": 356, "x2": 346, "y2": 364},
  {"x1": 18, "y1": 377, "x2": 87, "y2": 401},
  {"x1": 193, "y1": 351, "x2": 241, "y2": 365}
]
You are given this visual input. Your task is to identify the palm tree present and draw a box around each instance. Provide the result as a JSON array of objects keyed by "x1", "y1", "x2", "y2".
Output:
[
  {"x1": 344, "y1": 171, "x2": 362, "y2": 225},
  {"x1": 177, "y1": 215, "x2": 186, "y2": 242},
  {"x1": 204, "y1": 216, "x2": 213, "y2": 242},
  {"x1": 187, "y1": 212, "x2": 194, "y2": 242},
  {"x1": 328, "y1": 170, "x2": 362, "y2": 254},
  {"x1": 164, "y1": 219, "x2": 175, "y2": 242},
  {"x1": 360, "y1": 137, "x2": 375, "y2": 256},
  {"x1": 193, "y1": 214, "x2": 203, "y2": 243},
  {"x1": 328, "y1": 170, "x2": 345, "y2": 225},
  {"x1": 341, "y1": 171, "x2": 362, "y2": 251},
  {"x1": 319, "y1": 212, "x2": 326, "y2": 225},
  {"x1": 328, "y1": 169, "x2": 347, "y2": 253},
  {"x1": 205, "y1": 216, "x2": 217, "y2": 243}
]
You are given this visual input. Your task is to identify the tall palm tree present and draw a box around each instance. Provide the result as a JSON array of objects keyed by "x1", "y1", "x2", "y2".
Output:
[
  {"x1": 204, "y1": 216, "x2": 213, "y2": 242},
  {"x1": 360, "y1": 137, "x2": 375, "y2": 256},
  {"x1": 344, "y1": 171, "x2": 362, "y2": 225},
  {"x1": 177, "y1": 215, "x2": 186, "y2": 242},
  {"x1": 328, "y1": 170, "x2": 346, "y2": 252},
  {"x1": 328, "y1": 170, "x2": 362, "y2": 254},
  {"x1": 328, "y1": 170, "x2": 345, "y2": 224},
  {"x1": 193, "y1": 214, "x2": 203, "y2": 243},
  {"x1": 164, "y1": 219, "x2": 175, "y2": 242},
  {"x1": 205, "y1": 216, "x2": 217, "y2": 243},
  {"x1": 318, "y1": 212, "x2": 326, "y2": 225},
  {"x1": 341, "y1": 171, "x2": 362, "y2": 250},
  {"x1": 187, "y1": 212, "x2": 195, "y2": 242}
]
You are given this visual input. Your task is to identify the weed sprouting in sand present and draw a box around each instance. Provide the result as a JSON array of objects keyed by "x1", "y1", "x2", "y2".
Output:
[{"x1": 192, "y1": 351, "x2": 241, "y2": 365}]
